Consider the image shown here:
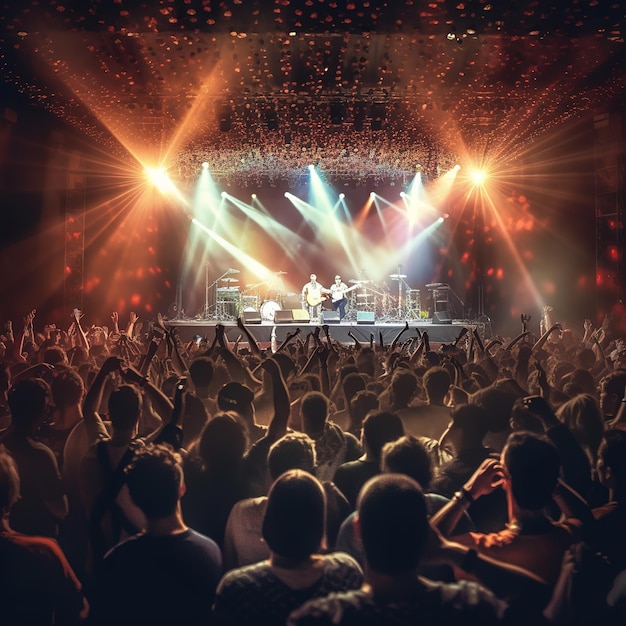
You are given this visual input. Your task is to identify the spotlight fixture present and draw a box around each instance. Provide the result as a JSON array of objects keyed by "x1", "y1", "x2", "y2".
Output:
[
  {"x1": 202, "y1": 162, "x2": 209, "y2": 169},
  {"x1": 369, "y1": 192, "x2": 376, "y2": 199},
  {"x1": 339, "y1": 193, "x2": 345, "y2": 199},
  {"x1": 221, "y1": 191, "x2": 227, "y2": 198}
]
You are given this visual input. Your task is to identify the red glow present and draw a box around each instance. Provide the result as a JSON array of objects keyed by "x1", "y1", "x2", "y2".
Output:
[{"x1": 131, "y1": 294, "x2": 141, "y2": 305}]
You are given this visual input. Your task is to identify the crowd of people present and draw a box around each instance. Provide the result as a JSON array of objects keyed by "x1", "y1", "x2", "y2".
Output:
[{"x1": 1, "y1": 303, "x2": 626, "y2": 625}]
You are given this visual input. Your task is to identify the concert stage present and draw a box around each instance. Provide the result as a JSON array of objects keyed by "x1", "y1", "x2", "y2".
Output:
[{"x1": 165, "y1": 318, "x2": 471, "y2": 346}]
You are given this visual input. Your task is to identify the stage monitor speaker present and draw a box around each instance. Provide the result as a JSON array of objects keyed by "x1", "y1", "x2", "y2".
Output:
[
  {"x1": 242, "y1": 310, "x2": 261, "y2": 324},
  {"x1": 433, "y1": 311, "x2": 453, "y2": 324},
  {"x1": 322, "y1": 311, "x2": 340, "y2": 324},
  {"x1": 292, "y1": 309, "x2": 311, "y2": 322},
  {"x1": 357, "y1": 311, "x2": 376, "y2": 324},
  {"x1": 274, "y1": 310, "x2": 294, "y2": 323}
]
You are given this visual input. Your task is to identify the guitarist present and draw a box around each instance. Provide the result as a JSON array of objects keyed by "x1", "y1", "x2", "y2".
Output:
[
  {"x1": 301, "y1": 273, "x2": 329, "y2": 322},
  {"x1": 329, "y1": 275, "x2": 350, "y2": 320}
]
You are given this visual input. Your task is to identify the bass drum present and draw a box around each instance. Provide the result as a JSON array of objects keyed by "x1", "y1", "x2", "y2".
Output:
[{"x1": 260, "y1": 300, "x2": 281, "y2": 322}]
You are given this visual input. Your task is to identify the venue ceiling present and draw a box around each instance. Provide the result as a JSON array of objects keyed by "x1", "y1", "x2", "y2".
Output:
[{"x1": 1, "y1": 1, "x2": 625, "y2": 181}]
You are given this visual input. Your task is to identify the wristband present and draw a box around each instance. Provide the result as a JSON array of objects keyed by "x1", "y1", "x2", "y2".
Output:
[{"x1": 453, "y1": 487, "x2": 474, "y2": 505}]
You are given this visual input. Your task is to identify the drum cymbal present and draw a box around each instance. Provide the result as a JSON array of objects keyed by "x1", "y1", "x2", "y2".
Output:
[{"x1": 222, "y1": 277, "x2": 239, "y2": 283}]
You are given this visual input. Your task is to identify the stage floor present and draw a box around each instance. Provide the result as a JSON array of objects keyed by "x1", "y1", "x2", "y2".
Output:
[{"x1": 165, "y1": 318, "x2": 469, "y2": 346}]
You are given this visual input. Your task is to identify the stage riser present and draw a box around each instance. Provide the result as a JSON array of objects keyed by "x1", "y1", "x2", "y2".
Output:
[{"x1": 166, "y1": 321, "x2": 465, "y2": 345}]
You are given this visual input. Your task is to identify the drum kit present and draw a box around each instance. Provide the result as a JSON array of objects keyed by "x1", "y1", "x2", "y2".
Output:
[
  {"x1": 205, "y1": 269, "x2": 293, "y2": 322},
  {"x1": 344, "y1": 273, "x2": 422, "y2": 322}
]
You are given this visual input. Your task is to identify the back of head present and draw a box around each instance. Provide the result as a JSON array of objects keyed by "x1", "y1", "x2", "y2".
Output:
[
  {"x1": 217, "y1": 382, "x2": 254, "y2": 414},
  {"x1": 0, "y1": 446, "x2": 20, "y2": 511},
  {"x1": 470, "y1": 385, "x2": 514, "y2": 434},
  {"x1": 391, "y1": 369, "x2": 418, "y2": 404},
  {"x1": 342, "y1": 372, "x2": 366, "y2": 402},
  {"x1": 503, "y1": 431, "x2": 560, "y2": 510},
  {"x1": 268, "y1": 432, "x2": 316, "y2": 481},
  {"x1": 41, "y1": 346, "x2": 68, "y2": 367},
  {"x1": 556, "y1": 393, "x2": 604, "y2": 458},
  {"x1": 349, "y1": 390, "x2": 379, "y2": 420},
  {"x1": 362, "y1": 411, "x2": 404, "y2": 462},
  {"x1": 382, "y1": 435, "x2": 433, "y2": 490},
  {"x1": 357, "y1": 473, "x2": 428, "y2": 575},
  {"x1": 574, "y1": 348, "x2": 596, "y2": 371},
  {"x1": 107, "y1": 384, "x2": 141, "y2": 431},
  {"x1": 125, "y1": 443, "x2": 183, "y2": 519},
  {"x1": 51, "y1": 368, "x2": 84, "y2": 409},
  {"x1": 449, "y1": 403, "x2": 491, "y2": 446},
  {"x1": 7, "y1": 378, "x2": 52, "y2": 432},
  {"x1": 262, "y1": 469, "x2": 325, "y2": 562},
  {"x1": 423, "y1": 366, "x2": 451, "y2": 403},
  {"x1": 197, "y1": 413, "x2": 247, "y2": 472},
  {"x1": 188, "y1": 357, "x2": 214, "y2": 388},
  {"x1": 565, "y1": 369, "x2": 595, "y2": 396},
  {"x1": 300, "y1": 391, "x2": 329, "y2": 436}
]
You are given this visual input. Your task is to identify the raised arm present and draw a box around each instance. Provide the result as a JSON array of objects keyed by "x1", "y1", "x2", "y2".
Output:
[
  {"x1": 71, "y1": 308, "x2": 91, "y2": 355},
  {"x1": 82, "y1": 356, "x2": 124, "y2": 445},
  {"x1": 390, "y1": 321, "x2": 409, "y2": 351},
  {"x1": 151, "y1": 376, "x2": 187, "y2": 449},
  {"x1": 263, "y1": 358, "x2": 291, "y2": 442},
  {"x1": 237, "y1": 316, "x2": 261, "y2": 357},
  {"x1": 426, "y1": 526, "x2": 550, "y2": 604},
  {"x1": 532, "y1": 322, "x2": 562, "y2": 354},
  {"x1": 122, "y1": 362, "x2": 174, "y2": 437}
]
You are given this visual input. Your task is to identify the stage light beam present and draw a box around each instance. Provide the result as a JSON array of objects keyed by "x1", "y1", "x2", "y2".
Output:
[{"x1": 470, "y1": 170, "x2": 487, "y2": 186}]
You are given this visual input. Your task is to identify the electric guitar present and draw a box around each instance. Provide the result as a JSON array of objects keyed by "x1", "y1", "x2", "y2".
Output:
[{"x1": 330, "y1": 281, "x2": 369, "y2": 303}]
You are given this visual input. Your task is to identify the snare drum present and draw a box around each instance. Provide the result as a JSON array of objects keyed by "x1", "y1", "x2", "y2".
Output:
[{"x1": 260, "y1": 300, "x2": 281, "y2": 322}]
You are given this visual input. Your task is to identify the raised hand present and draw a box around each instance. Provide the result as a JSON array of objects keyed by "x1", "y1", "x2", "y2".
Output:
[{"x1": 101, "y1": 355, "x2": 124, "y2": 376}]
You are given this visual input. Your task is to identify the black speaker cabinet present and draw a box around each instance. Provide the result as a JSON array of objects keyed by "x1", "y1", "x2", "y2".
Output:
[
  {"x1": 433, "y1": 311, "x2": 452, "y2": 324},
  {"x1": 242, "y1": 310, "x2": 261, "y2": 324},
  {"x1": 322, "y1": 311, "x2": 340, "y2": 324},
  {"x1": 274, "y1": 310, "x2": 295, "y2": 323}
]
